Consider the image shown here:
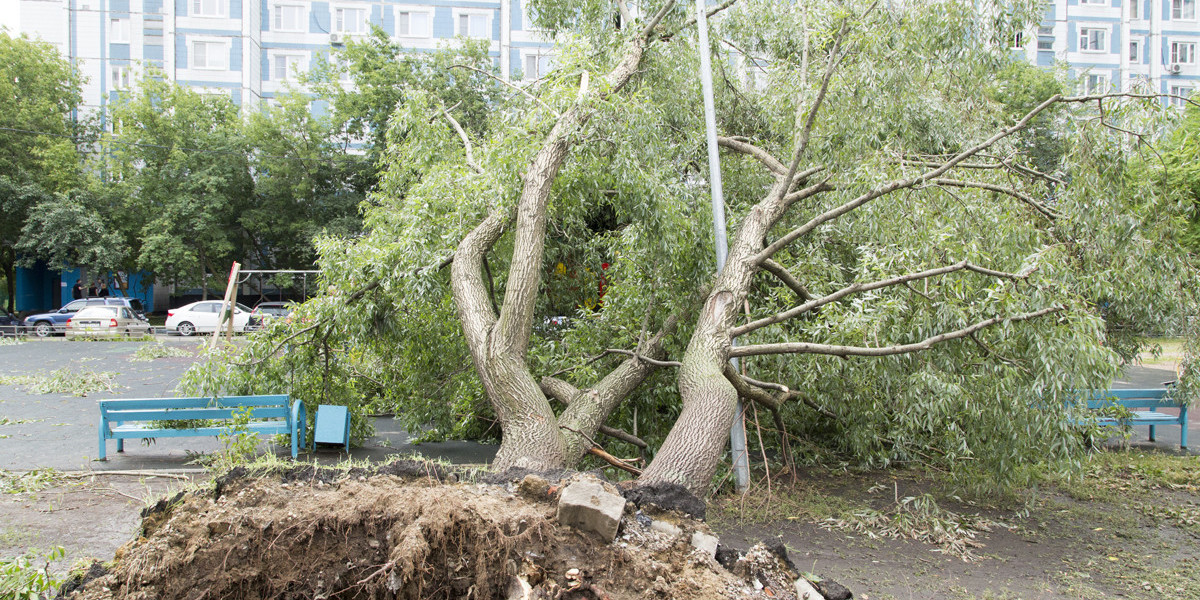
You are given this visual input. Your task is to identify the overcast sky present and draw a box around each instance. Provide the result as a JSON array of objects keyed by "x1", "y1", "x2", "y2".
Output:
[{"x1": 0, "y1": 0, "x2": 18, "y2": 36}]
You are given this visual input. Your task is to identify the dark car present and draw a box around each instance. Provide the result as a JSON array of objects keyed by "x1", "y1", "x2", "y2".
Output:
[
  {"x1": 23, "y1": 297, "x2": 148, "y2": 337},
  {"x1": 0, "y1": 312, "x2": 20, "y2": 337}
]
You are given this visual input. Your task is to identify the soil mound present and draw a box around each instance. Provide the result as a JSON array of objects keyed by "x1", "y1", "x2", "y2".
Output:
[{"x1": 60, "y1": 465, "x2": 816, "y2": 600}]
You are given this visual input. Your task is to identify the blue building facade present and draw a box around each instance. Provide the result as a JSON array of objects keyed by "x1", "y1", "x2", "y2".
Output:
[
  {"x1": 1018, "y1": 0, "x2": 1200, "y2": 105},
  {"x1": 16, "y1": 0, "x2": 555, "y2": 119}
]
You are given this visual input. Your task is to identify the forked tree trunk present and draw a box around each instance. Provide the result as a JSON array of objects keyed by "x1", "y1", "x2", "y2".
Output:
[
  {"x1": 640, "y1": 190, "x2": 793, "y2": 493},
  {"x1": 451, "y1": 33, "x2": 659, "y2": 472}
]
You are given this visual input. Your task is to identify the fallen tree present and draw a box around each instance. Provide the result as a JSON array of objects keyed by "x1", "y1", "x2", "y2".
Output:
[{"x1": 183, "y1": 0, "x2": 1198, "y2": 495}]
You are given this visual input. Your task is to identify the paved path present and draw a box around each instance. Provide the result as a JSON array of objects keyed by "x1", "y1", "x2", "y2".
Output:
[
  {"x1": 0, "y1": 339, "x2": 1192, "y2": 471},
  {"x1": 0, "y1": 338, "x2": 496, "y2": 471}
]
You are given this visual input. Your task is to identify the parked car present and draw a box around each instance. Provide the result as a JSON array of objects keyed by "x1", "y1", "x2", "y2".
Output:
[
  {"x1": 0, "y1": 312, "x2": 20, "y2": 337},
  {"x1": 251, "y1": 301, "x2": 294, "y2": 319},
  {"x1": 165, "y1": 301, "x2": 255, "y2": 336},
  {"x1": 65, "y1": 306, "x2": 153, "y2": 338},
  {"x1": 23, "y1": 297, "x2": 148, "y2": 337}
]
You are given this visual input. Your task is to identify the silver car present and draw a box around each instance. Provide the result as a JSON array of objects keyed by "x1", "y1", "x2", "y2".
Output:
[{"x1": 65, "y1": 306, "x2": 153, "y2": 338}]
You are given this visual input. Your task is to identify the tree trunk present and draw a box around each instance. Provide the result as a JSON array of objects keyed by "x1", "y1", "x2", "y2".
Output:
[
  {"x1": 450, "y1": 29, "x2": 660, "y2": 472},
  {"x1": 640, "y1": 189, "x2": 792, "y2": 494},
  {"x1": 1, "y1": 248, "x2": 14, "y2": 313}
]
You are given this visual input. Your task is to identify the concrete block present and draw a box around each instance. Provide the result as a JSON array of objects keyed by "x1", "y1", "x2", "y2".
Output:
[
  {"x1": 795, "y1": 578, "x2": 826, "y2": 600},
  {"x1": 556, "y1": 480, "x2": 626, "y2": 542},
  {"x1": 690, "y1": 531, "x2": 719, "y2": 559}
]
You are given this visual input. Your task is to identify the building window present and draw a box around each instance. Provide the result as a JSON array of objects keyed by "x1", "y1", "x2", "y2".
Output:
[
  {"x1": 1170, "y1": 85, "x2": 1194, "y2": 107},
  {"x1": 1079, "y1": 27, "x2": 1107, "y2": 52},
  {"x1": 109, "y1": 18, "x2": 130, "y2": 43},
  {"x1": 191, "y1": 0, "x2": 226, "y2": 17},
  {"x1": 1129, "y1": 39, "x2": 1142, "y2": 62},
  {"x1": 192, "y1": 40, "x2": 227, "y2": 69},
  {"x1": 1130, "y1": 0, "x2": 1141, "y2": 19},
  {"x1": 1012, "y1": 31, "x2": 1025, "y2": 49},
  {"x1": 334, "y1": 7, "x2": 366, "y2": 34},
  {"x1": 1084, "y1": 73, "x2": 1110, "y2": 94},
  {"x1": 1172, "y1": 41, "x2": 1197, "y2": 64},
  {"x1": 1080, "y1": 0, "x2": 1107, "y2": 5},
  {"x1": 272, "y1": 54, "x2": 305, "y2": 80},
  {"x1": 396, "y1": 9, "x2": 432, "y2": 37},
  {"x1": 457, "y1": 12, "x2": 490, "y2": 38},
  {"x1": 273, "y1": 4, "x2": 305, "y2": 32},
  {"x1": 1173, "y1": 0, "x2": 1196, "y2": 20},
  {"x1": 110, "y1": 65, "x2": 131, "y2": 89},
  {"x1": 522, "y1": 52, "x2": 551, "y2": 80}
]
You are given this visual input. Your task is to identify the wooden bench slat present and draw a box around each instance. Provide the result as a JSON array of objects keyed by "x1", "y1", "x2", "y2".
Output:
[
  {"x1": 1074, "y1": 387, "x2": 1188, "y2": 449},
  {"x1": 99, "y1": 396, "x2": 290, "y2": 411},
  {"x1": 104, "y1": 407, "x2": 290, "y2": 421}
]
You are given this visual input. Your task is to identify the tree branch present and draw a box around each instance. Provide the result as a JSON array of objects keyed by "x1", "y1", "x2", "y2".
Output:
[
  {"x1": 441, "y1": 107, "x2": 483, "y2": 174},
  {"x1": 760, "y1": 259, "x2": 816, "y2": 301},
  {"x1": 755, "y1": 92, "x2": 1075, "y2": 264},
  {"x1": 930, "y1": 178, "x2": 1060, "y2": 221},
  {"x1": 448, "y1": 64, "x2": 560, "y2": 117},
  {"x1": 717, "y1": 136, "x2": 787, "y2": 175},
  {"x1": 730, "y1": 306, "x2": 1064, "y2": 358},
  {"x1": 733, "y1": 260, "x2": 1033, "y2": 337},
  {"x1": 599, "y1": 425, "x2": 648, "y2": 449},
  {"x1": 602, "y1": 348, "x2": 682, "y2": 367}
]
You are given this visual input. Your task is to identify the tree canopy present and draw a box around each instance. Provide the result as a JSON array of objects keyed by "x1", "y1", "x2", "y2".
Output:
[{"x1": 176, "y1": 0, "x2": 1195, "y2": 494}]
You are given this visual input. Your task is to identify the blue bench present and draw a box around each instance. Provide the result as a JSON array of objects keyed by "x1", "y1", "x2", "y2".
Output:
[
  {"x1": 98, "y1": 395, "x2": 306, "y2": 460},
  {"x1": 1080, "y1": 388, "x2": 1189, "y2": 449}
]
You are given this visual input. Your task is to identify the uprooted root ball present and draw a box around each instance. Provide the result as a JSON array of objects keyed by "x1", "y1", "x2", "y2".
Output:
[{"x1": 62, "y1": 470, "x2": 781, "y2": 600}]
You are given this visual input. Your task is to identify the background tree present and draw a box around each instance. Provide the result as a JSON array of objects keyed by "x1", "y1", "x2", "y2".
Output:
[
  {"x1": 185, "y1": 0, "x2": 1197, "y2": 494},
  {"x1": 0, "y1": 33, "x2": 86, "y2": 312},
  {"x1": 106, "y1": 74, "x2": 253, "y2": 294}
]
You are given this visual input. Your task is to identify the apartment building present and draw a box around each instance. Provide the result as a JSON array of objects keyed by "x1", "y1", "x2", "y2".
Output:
[
  {"x1": 13, "y1": 0, "x2": 555, "y2": 119},
  {"x1": 1017, "y1": 0, "x2": 1200, "y2": 105}
]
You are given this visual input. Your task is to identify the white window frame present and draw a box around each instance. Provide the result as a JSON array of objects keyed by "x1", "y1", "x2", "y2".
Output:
[
  {"x1": 1080, "y1": 0, "x2": 1108, "y2": 5},
  {"x1": 190, "y1": 38, "x2": 229, "y2": 70},
  {"x1": 521, "y1": 50, "x2": 552, "y2": 81},
  {"x1": 332, "y1": 5, "x2": 368, "y2": 34},
  {"x1": 191, "y1": 0, "x2": 227, "y2": 18},
  {"x1": 1130, "y1": 0, "x2": 1141, "y2": 19},
  {"x1": 1129, "y1": 38, "x2": 1142, "y2": 62},
  {"x1": 1173, "y1": 0, "x2": 1196, "y2": 20},
  {"x1": 270, "y1": 53, "x2": 306, "y2": 81},
  {"x1": 272, "y1": 3, "x2": 306, "y2": 32},
  {"x1": 109, "y1": 18, "x2": 130, "y2": 43},
  {"x1": 1079, "y1": 26, "x2": 1108, "y2": 53},
  {"x1": 394, "y1": 6, "x2": 433, "y2": 38},
  {"x1": 454, "y1": 9, "x2": 491, "y2": 39},
  {"x1": 1170, "y1": 85, "x2": 1194, "y2": 107},
  {"x1": 1171, "y1": 41, "x2": 1197, "y2": 64},
  {"x1": 110, "y1": 64, "x2": 131, "y2": 89},
  {"x1": 1084, "y1": 73, "x2": 1110, "y2": 94}
]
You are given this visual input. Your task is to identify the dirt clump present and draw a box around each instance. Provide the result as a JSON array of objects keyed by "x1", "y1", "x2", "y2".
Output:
[{"x1": 60, "y1": 469, "x2": 814, "y2": 600}]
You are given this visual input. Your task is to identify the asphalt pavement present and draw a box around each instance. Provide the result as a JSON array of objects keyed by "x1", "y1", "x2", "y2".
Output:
[
  {"x1": 0, "y1": 337, "x2": 496, "y2": 471},
  {"x1": 0, "y1": 338, "x2": 1193, "y2": 473}
]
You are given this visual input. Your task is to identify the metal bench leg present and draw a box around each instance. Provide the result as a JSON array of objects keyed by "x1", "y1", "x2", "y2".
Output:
[
  {"x1": 98, "y1": 423, "x2": 106, "y2": 461},
  {"x1": 1149, "y1": 424, "x2": 1156, "y2": 442},
  {"x1": 117, "y1": 438, "x2": 124, "y2": 453},
  {"x1": 1182, "y1": 406, "x2": 1189, "y2": 449}
]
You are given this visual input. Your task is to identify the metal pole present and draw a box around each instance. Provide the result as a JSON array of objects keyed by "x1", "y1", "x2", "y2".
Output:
[{"x1": 696, "y1": 0, "x2": 750, "y2": 491}]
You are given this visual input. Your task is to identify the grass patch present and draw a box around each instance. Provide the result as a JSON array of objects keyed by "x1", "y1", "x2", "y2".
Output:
[
  {"x1": 0, "y1": 337, "x2": 24, "y2": 347},
  {"x1": 130, "y1": 342, "x2": 194, "y2": 362},
  {"x1": 0, "y1": 368, "x2": 119, "y2": 396},
  {"x1": 0, "y1": 469, "x2": 68, "y2": 496}
]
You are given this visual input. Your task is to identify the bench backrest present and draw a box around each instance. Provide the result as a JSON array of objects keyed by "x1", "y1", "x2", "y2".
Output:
[
  {"x1": 1083, "y1": 388, "x2": 1181, "y2": 410},
  {"x1": 99, "y1": 395, "x2": 291, "y2": 422}
]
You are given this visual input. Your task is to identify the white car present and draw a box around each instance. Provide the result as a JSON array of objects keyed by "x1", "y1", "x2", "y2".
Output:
[{"x1": 166, "y1": 301, "x2": 255, "y2": 336}]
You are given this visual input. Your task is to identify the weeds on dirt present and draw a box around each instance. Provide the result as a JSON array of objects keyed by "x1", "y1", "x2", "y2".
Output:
[
  {"x1": 0, "y1": 368, "x2": 119, "y2": 396},
  {"x1": 0, "y1": 546, "x2": 65, "y2": 599},
  {"x1": 0, "y1": 336, "x2": 24, "y2": 346},
  {"x1": 0, "y1": 469, "x2": 68, "y2": 496},
  {"x1": 129, "y1": 343, "x2": 193, "y2": 362}
]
